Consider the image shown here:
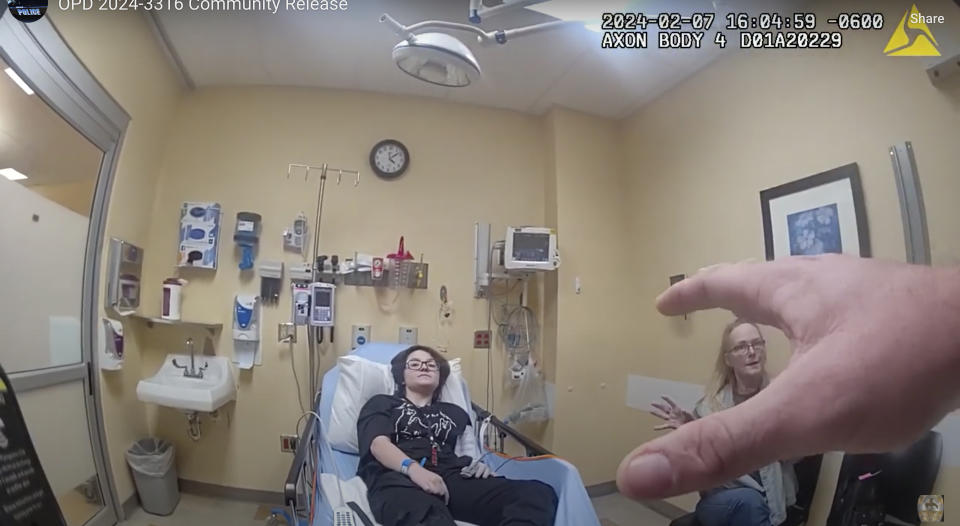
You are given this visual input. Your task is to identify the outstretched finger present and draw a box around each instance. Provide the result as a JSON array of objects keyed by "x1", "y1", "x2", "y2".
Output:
[
  {"x1": 653, "y1": 423, "x2": 674, "y2": 431},
  {"x1": 662, "y1": 396, "x2": 680, "y2": 410},
  {"x1": 651, "y1": 402, "x2": 671, "y2": 414},
  {"x1": 655, "y1": 258, "x2": 804, "y2": 326},
  {"x1": 650, "y1": 409, "x2": 670, "y2": 421}
]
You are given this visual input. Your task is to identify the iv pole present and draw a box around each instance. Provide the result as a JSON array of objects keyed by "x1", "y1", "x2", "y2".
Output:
[{"x1": 287, "y1": 162, "x2": 359, "y2": 402}]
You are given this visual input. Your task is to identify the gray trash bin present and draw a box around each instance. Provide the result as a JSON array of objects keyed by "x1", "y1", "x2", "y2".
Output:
[{"x1": 126, "y1": 438, "x2": 180, "y2": 515}]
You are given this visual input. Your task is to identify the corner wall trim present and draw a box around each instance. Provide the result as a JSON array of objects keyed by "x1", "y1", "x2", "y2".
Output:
[
  {"x1": 890, "y1": 141, "x2": 930, "y2": 265},
  {"x1": 121, "y1": 493, "x2": 139, "y2": 520},
  {"x1": 179, "y1": 479, "x2": 284, "y2": 505},
  {"x1": 143, "y1": 12, "x2": 196, "y2": 89}
]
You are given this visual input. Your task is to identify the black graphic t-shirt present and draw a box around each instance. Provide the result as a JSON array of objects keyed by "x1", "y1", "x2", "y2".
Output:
[{"x1": 357, "y1": 394, "x2": 472, "y2": 490}]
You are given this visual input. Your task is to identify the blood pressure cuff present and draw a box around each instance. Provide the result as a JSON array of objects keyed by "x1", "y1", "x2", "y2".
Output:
[{"x1": 0, "y1": 364, "x2": 67, "y2": 526}]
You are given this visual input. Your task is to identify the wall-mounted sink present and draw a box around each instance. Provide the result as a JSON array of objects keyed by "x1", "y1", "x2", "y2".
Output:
[{"x1": 137, "y1": 354, "x2": 236, "y2": 413}]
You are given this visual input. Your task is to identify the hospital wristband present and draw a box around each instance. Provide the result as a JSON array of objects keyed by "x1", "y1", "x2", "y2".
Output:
[{"x1": 400, "y1": 458, "x2": 413, "y2": 475}]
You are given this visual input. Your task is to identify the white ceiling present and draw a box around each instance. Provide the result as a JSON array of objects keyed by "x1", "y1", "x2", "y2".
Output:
[{"x1": 148, "y1": 0, "x2": 776, "y2": 119}]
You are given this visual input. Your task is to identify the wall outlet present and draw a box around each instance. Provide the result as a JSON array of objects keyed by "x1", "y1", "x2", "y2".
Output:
[
  {"x1": 278, "y1": 322, "x2": 297, "y2": 343},
  {"x1": 473, "y1": 330, "x2": 491, "y2": 349},
  {"x1": 281, "y1": 434, "x2": 299, "y2": 453},
  {"x1": 352, "y1": 324, "x2": 371, "y2": 349},
  {"x1": 399, "y1": 326, "x2": 418, "y2": 345}
]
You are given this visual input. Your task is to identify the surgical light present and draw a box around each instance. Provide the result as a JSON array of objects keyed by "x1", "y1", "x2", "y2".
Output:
[
  {"x1": 380, "y1": 4, "x2": 573, "y2": 88},
  {"x1": 392, "y1": 32, "x2": 481, "y2": 88}
]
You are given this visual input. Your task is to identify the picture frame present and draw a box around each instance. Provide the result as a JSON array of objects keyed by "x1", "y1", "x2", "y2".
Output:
[{"x1": 760, "y1": 163, "x2": 870, "y2": 261}]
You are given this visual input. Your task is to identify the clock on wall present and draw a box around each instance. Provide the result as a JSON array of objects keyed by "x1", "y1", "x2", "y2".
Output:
[{"x1": 370, "y1": 139, "x2": 410, "y2": 180}]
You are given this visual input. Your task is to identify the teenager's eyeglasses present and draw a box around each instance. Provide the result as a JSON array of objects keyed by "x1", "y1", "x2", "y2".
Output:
[
  {"x1": 728, "y1": 339, "x2": 766, "y2": 355},
  {"x1": 406, "y1": 359, "x2": 438, "y2": 371}
]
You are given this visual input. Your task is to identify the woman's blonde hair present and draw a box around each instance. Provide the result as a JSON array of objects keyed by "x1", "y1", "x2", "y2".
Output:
[{"x1": 704, "y1": 317, "x2": 768, "y2": 411}]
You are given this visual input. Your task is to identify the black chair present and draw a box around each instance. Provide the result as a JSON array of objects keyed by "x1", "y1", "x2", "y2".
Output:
[
  {"x1": 826, "y1": 430, "x2": 943, "y2": 526},
  {"x1": 669, "y1": 455, "x2": 823, "y2": 526}
]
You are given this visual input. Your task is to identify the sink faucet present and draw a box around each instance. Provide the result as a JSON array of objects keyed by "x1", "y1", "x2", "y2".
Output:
[{"x1": 172, "y1": 338, "x2": 208, "y2": 379}]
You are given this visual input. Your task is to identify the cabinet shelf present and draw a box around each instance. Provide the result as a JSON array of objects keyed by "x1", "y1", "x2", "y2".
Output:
[{"x1": 131, "y1": 315, "x2": 222, "y2": 333}]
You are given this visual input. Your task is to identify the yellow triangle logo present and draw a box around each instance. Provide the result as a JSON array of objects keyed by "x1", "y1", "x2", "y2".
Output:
[{"x1": 884, "y1": 4, "x2": 940, "y2": 56}]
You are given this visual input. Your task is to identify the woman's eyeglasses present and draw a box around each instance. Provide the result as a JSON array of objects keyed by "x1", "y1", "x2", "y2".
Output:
[
  {"x1": 728, "y1": 339, "x2": 766, "y2": 356},
  {"x1": 406, "y1": 359, "x2": 438, "y2": 372}
]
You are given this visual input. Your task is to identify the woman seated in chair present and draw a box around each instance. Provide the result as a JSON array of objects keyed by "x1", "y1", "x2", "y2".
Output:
[
  {"x1": 357, "y1": 345, "x2": 558, "y2": 526},
  {"x1": 651, "y1": 319, "x2": 798, "y2": 526}
]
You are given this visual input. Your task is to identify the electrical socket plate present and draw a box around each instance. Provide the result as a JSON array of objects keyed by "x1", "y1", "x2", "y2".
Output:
[
  {"x1": 473, "y1": 330, "x2": 491, "y2": 349},
  {"x1": 399, "y1": 326, "x2": 418, "y2": 345},
  {"x1": 281, "y1": 434, "x2": 298, "y2": 453}
]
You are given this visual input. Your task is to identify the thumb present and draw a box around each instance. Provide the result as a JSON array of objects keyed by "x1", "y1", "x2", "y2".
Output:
[{"x1": 616, "y1": 390, "x2": 793, "y2": 499}]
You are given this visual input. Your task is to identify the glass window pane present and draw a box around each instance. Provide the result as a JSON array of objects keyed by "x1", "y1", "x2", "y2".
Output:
[
  {"x1": 18, "y1": 380, "x2": 104, "y2": 526},
  {"x1": 0, "y1": 56, "x2": 103, "y2": 373}
]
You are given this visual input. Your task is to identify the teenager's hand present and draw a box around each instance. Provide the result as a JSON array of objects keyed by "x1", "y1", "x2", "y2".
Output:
[{"x1": 410, "y1": 464, "x2": 449, "y2": 504}]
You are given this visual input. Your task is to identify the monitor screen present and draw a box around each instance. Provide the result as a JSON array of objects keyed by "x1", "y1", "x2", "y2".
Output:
[
  {"x1": 512, "y1": 232, "x2": 550, "y2": 262},
  {"x1": 314, "y1": 289, "x2": 331, "y2": 306}
]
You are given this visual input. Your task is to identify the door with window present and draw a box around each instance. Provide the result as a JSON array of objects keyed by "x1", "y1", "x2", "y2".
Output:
[{"x1": 0, "y1": 14, "x2": 128, "y2": 526}]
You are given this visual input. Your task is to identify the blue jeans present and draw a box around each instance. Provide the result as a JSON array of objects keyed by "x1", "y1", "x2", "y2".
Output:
[{"x1": 695, "y1": 487, "x2": 771, "y2": 526}]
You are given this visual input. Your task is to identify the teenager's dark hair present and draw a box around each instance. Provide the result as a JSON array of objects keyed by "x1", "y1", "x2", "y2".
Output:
[{"x1": 391, "y1": 345, "x2": 450, "y2": 402}]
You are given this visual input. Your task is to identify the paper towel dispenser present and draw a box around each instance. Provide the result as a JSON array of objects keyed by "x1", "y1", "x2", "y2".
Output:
[{"x1": 107, "y1": 238, "x2": 143, "y2": 313}]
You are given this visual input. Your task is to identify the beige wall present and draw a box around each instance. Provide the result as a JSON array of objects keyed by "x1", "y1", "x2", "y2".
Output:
[
  {"x1": 619, "y1": 0, "x2": 960, "y2": 521},
  {"x1": 49, "y1": 9, "x2": 184, "y2": 504},
  {"x1": 137, "y1": 86, "x2": 548, "y2": 491},
  {"x1": 30, "y1": 179, "x2": 96, "y2": 216},
  {"x1": 543, "y1": 107, "x2": 639, "y2": 485}
]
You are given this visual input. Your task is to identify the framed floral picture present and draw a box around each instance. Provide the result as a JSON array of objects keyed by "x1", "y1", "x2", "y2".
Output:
[{"x1": 760, "y1": 163, "x2": 870, "y2": 260}]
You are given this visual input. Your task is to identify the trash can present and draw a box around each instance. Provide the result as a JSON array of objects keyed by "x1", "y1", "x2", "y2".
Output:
[{"x1": 126, "y1": 438, "x2": 180, "y2": 515}]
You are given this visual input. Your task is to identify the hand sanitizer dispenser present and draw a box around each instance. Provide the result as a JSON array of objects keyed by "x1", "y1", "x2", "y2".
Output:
[
  {"x1": 99, "y1": 318, "x2": 124, "y2": 371},
  {"x1": 233, "y1": 295, "x2": 259, "y2": 341},
  {"x1": 233, "y1": 295, "x2": 261, "y2": 369}
]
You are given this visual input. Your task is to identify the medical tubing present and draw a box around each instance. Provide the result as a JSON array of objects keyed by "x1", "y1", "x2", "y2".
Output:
[{"x1": 289, "y1": 339, "x2": 306, "y2": 413}]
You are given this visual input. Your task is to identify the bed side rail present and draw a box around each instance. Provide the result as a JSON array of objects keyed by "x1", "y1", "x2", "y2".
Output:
[
  {"x1": 472, "y1": 402, "x2": 553, "y2": 457},
  {"x1": 284, "y1": 411, "x2": 319, "y2": 512}
]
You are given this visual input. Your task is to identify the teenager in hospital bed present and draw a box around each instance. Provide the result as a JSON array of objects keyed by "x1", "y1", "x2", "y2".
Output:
[{"x1": 357, "y1": 345, "x2": 558, "y2": 526}]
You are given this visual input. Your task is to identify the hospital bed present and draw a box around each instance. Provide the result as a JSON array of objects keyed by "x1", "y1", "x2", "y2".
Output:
[{"x1": 282, "y1": 343, "x2": 600, "y2": 526}]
